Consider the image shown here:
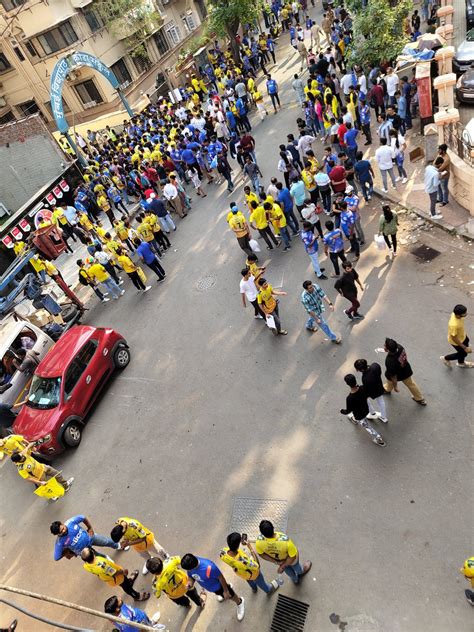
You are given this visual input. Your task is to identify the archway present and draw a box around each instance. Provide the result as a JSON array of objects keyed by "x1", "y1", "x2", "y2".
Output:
[{"x1": 50, "y1": 51, "x2": 134, "y2": 166}]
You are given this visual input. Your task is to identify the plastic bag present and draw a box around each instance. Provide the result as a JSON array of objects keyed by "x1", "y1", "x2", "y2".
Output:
[
  {"x1": 137, "y1": 267, "x2": 147, "y2": 283},
  {"x1": 374, "y1": 234, "x2": 387, "y2": 250},
  {"x1": 249, "y1": 239, "x2": 261, "y2": 252},
  {"x1": 266, "y1": 315, "x2": 276, "y2": 330}
]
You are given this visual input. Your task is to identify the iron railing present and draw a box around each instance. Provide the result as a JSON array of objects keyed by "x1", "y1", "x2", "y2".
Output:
[{"x1": 443, "y1": 121, "x2": 474, "y2": 168}]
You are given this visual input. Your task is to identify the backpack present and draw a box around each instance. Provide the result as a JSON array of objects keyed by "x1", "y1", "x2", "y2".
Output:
[{"x1": 78, "y1": 269, "x2": 89, "y2": 286}]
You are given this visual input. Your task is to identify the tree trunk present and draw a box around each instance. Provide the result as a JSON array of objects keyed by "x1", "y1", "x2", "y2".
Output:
[{"x1": 225, "y1": 18, "x2": 241, "y2": 64}]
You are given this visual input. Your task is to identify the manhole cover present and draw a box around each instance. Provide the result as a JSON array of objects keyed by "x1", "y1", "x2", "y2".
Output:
[
  {"x1": 411, "y1": 244, "x2": 441, "y2": 261},
  {"x1": 230, "y1": 497, "x2": 288, "y2": 540},
  {"x1": 196, "y1": 275, "x2": 216, "y2": 291},
  {"x1": 270, "y1": 594, "x2": 310, "y2": 631}
]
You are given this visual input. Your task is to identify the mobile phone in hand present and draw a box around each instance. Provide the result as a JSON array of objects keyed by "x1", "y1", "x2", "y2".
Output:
[{"x1": 241, "y1": 533, "x2": 248, "y2": 544}]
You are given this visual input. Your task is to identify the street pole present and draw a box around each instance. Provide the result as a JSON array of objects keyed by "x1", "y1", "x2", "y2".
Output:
[{"x1": 117, "y1": 89, "x2": 134, "y2": 118}]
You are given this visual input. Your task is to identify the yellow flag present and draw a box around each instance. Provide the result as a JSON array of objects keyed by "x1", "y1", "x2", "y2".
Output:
[{"x1": 34, "y1": 476, "x2": 65, "y2": 499}]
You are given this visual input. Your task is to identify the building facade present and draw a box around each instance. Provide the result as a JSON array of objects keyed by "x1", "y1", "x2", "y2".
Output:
[{"x1": 0, "y1": 0, "x2": 207, "y2": 128}]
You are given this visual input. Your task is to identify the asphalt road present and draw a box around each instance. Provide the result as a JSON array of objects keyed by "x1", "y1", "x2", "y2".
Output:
[{"x1": 1, "y1": 8, "x2": 473, "y2": 632}]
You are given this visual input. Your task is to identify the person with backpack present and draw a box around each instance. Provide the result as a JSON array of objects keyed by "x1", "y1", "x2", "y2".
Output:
[{"x1": 77, "y1": 260, "x2": 109, "y2": 303}]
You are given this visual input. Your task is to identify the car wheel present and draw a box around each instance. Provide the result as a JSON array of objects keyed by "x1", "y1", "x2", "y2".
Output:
[
  {"x1": 114, "y1": 345, "x2": 131, "y2": 369},
  {"x1": 63, "y1": 420, "x2": 82, "y2": 448},
  {"x1": 61, "y1": 304, "x2": 79, "y2": 323}
]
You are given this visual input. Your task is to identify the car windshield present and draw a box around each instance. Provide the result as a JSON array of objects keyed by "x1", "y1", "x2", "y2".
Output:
[
  {"x1": 26, "y1": 375, "x2": 61, "y2": 410},
  {"x1": 468, "y1": 29, "x2": 474, "y2": 41}
]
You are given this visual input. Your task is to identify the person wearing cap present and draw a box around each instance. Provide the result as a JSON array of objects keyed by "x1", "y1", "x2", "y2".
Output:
[
  {"x1": 460, "y1": 557, "x2": 474, "y2": 605},
  {"x1": 228, "y1": 205, "x2": 252, "y2": 255}
]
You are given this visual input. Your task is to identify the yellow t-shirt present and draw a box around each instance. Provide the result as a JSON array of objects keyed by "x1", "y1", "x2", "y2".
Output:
[
  {"x1": 79, "y1": 213, "x2": 93, "y2": 231},
  {"x1": 93, "y1": 183, "x2": 105, "y2": 194},
  {"x1": 301, "y1": 169, "x2": 316, "y2": 190},
  {"x1": 52, "y1": 208, "x2": 68, "y2": 226},
  {"x1": 229, "y1": 214, "x2": 249, "y2": 237},
  {"x1": 255, "y1": 531, "x2": 298, "y2": 561},
  {"x1": 44, "y1": 260, "x2": 58, "y2": 276},
  {"x1": 245, "y1": 191, "x2": 259, "y2": 208},
  {"x1": 249, "y1": 206, "x2": 268, "y2": 230},
  {"x1": 257, "y1": 284, "x2": 277, "y2": 313},
  {"x1": 1, "y1": 434, "x2": 30, "y2": 456},
  {"x1": 145, "y1": 214, "x2": 161, "y2": 233},
  {"x1": 270, "y1": 203, "x2": 287, "y2": 228},
  {"x1": 87, "y1": 263, "x2": 109, "y2": 283},
  {"x1": 116, "y1": 517, "x2": 151, "y2": 542},
  {"x1": 16, "y1": 455, "x2": 45, "y2": 481},
  {"x1": 14, "y1": 241, "x2": 26, "y2": 256},
  {"x1": 152, "y1": 556, "x2": 189, "y2": 599},
  {"x1": 137, "y1": 222, "x2": 154, "y2": 242},
  {"x1": 97, "y1": 194, "x2": 110, "y2": 212},
  {"x1": 117, "y1": 254, "x2": 137, "y2": 274},
  {"x1": 447, "y1": 313, "x2": 465, "y2": 345},
  {"x1": 246, "y1": 259, "x2": 260, "y2": 278},
  {"x1": 220, "y1": 548, "x2": 260, "y2": 580},
  {"x1": 30, "y1": 256, "x2": 45, "y2": 272},
  {"x1": 114, "y1": 221, "x2": 129, "y2": 241},
  {"x1": 83, "y1": 554, "x2": 123, "y2": 585},
  {"x1": 104, "y1": 239, "x2": 122, "y2": 257}
]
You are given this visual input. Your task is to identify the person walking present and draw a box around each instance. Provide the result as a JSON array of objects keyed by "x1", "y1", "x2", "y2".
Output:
[
  {"x1": 266, "y1": 74, "x2": 281, "y2": 112},
  {"x1": 440, "y1": 304, "x2": 473, "y2": 368},
  {"x1": 110, "y1": 516, "x2": 168, "y2": 575},
  {"x1": 257, "y1": 278, "x2": 288, "y2": 336},
  {"x1": 243, "y1": 156, "x2": 263, "y2": 193},
  {"x1": 76, "y1": 260, "x2": 110, "y2": 303},
  {"x1": 51, "y1": 515, "x2": 119, "y2": 561},
  {"x1": 81, "y1": 548, "x2": 150, "y2": 601},
  {"x1": 301, "y1": 280, "x2": 341, "y2": 342},
  {"x1": 148, "y1": 194, "x2": 176, "y2": 233},
  {"x1": 87, "y1": 260, "x2": 124, "y2": 300},
  {"x1": 424, "y1": 160, "x2": 442, "y2": 219},
  {"x1": 383, "y1": 338, "x2": 427, "y2": 405},
  {"x1": 323, "y1": 220, "x2": 347, "y2": 277},
  {"x1": 292, "y1": 73, "x2": 306, "y2": 105},
  {"x1": 104, "y1": 596, "x2": 164, "y2": 631},
  {"x1": 220, "y1": 532, "x2": 279, "y2": 595},
  {"x1": 240, "y1": 268, "x2": 265, "y2": 320},
  {"x1": 116, "y1": 249, "x2": 151, "y2": 293},
  {"x1": 436, "y1": 143, "x2": 450, "y2": 206},
  {"x1": 11, "y1": 451, "x2": 73, "y2": 498},
  {"x1": 256, "y1": 519, "x2": 312, "y2": 585},
  {"x1": 340, "y1": 374, "x2": 386, "y2": 447},
  {"x1": 180, "y1": 554, "x2": 245, "y2": 621},
  {"x1": 460, "y1": 557, "x2": 474, "y2": 606},
  {"x1": 354, "y1": 151, "x2": 375, "y2": 202},
  {"x1": 378, "y1": 205, "x2": 398, "y2": 257},
  {"x1": 146, "y1": 556, "x2": 205, "y2": 609},
  {"x1": 335, "y1": 261, "x2": 364, "y2": 320},
  {"x1": 300, "y1": 221, "x2": 327, "y2": 279},
  {"x1": 354, "y1": 359, "x2": 388, "y2": 422},
  {"x1": 375, "y1": 138, "x2": 397, "y2": 193},
  {"x1": 249, "y1": 200, "x2": 279, "y2": 250},
  {"x1": 134, "y1": 238, "x2": 166, "y2": 282}
]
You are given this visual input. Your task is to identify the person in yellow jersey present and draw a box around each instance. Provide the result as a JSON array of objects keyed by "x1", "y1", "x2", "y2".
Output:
[
  {"x1": 257, "y1": 278, "x2": 288, "y2": 335},
  {"x1": 221, "y1": 532, "x2": 279, "y2": 595},
  {"x1": 78, "y1": 211, "x2": 94, "y2": 234},
  {"x1": 116, "y1": 248, "x2": 151, "y2": 293},
  {"x1": 246, "y1": 252, "x2": 265, "y2": 280},
  {"x1": 111, "y1": 517, "x2": 168, "y2": 575},
  {"x1": 265, "y1": 201, "x2": 291, "y2": 251},
  {"x1": 13, "y1": 240, "x2": 27, "y2": 257},
  {"x1": 136, "y1": 213, "x2": 161, "y2": 255},
  {"x1": 146, "y1": 556, "x2": 205, "y2": 608},
  {"x1": 29, "y1": 254, "x2": 47, "y2": 283},
  {"x1": 87, "y1": 261, "x2": 124, "y2": 300},
  {"x1": 301, "y1": 160, "x2": 319, "y2": 204},
  {"x1": 0, "y1": 434, "x2": 34, "y2": 460},
  {"x1": 243, "y1": 186, "x2": 259, "y2": 211},
  {"x1": 256, "y1": 520, "x2": 311, "y2": 583},
  {"x1": 249, "y1": 200, "x2": 279, "y2": 250},
  {"x1": 145, "y1": 212, "x2": 170, "y2": 253},
  {"x1": 461, "y1": 557, "x2": 474, "y2": 605},
  {"x1": 11, "y1": 450, "x2": 73, "y2": 498},
  {"x1": 81, "y1": 548, "x2": 150, "y2": 601},
  {"x1": 253, "y1": 88, "x2": 268, "y2": 120},
  {"x1": 228, "y1": 205, "x2": 252, "y2": 255},
  {"x1": 440, "y1": 304, "x2": 473, "y2": 368},
  {"x1": 96, "y1": 192, "x2": 116, "y2": 226}
]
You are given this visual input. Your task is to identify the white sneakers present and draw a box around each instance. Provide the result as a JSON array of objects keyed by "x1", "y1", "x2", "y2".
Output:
[
  {"x1": 143, "y1": 286, "x2": 152, "y2": 292},
  {"x1": 236, "y1": 597, "x2": 245, "y2": 621},
  {"x1": 432, "y1": 213, "x2": 443, "y2": 220},
  {"x1": 142, "y1": 561, "x2": 149, "y2": 575},
  {"x1": 381, "y1": 188, "x2": 388, "y2": 193},
  {"x1": 367, "y1": 412, "x2": 388, "y2": 423},
  {"x1": 402, "y1": 177, "x2": 408, "y2": 184}
]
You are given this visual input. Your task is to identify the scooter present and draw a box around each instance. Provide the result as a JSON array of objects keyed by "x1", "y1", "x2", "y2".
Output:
[{"x1": 345, "y1": 412, "x2": 386, "y2": 447}]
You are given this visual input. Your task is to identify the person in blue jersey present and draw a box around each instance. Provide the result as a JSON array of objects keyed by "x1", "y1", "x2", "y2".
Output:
[
  {"x1": 104, "y1": 595, "x2": 164, "y2": 631},
  {"x1": 50, "y1": 515, "x2": 119, "y2": 561}
]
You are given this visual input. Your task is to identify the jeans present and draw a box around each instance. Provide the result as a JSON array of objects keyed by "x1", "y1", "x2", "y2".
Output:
[
  {"x1": 438, "y1": 177, "x2": 449, "y2": 204},
  {"x1": 428, "y1": 191, "x2": 438, "y2": 216},
  {"x1": 247, "y1": 571, "x2": 273, "y2": 593},
  {"x1": 444, "y1": 336, "x2": 469, "y2": 364},
  {"x1": 384, "y1": 376, "x2": 424, "y2": 402},
  {"x1": 359, "y1": 178, "x2": 373, "y2": 201},
  {"x1": 383, "y1": 233, "x2": 397, "y2": 251},
  {"x1": 91, "y1": 285, "x2": 106, "y2": 301},
  {"x1": 396, "y1": 163, "x2": 407, "y2": 179},
  {"x1": 251, "y1": 175, "x2": 260, "y2": 192},
  {"x1": 269, "y1": 93, "x2": 281, "y2": 110},
  {"x1": 354, "y1": 216, "x2": 365, "y2": 243},
  {"x1": 347, "y1": 146, "x2": 357, "y2": 163},
  {"x1": 284, "y1": 560, "x2": 305, "y2": 584},
  {"x1": 90, "y1": 534, "x2": 119, "y2": 550},
  {"x1": 329, "y1": 249, "x2": 347, "y2": 275},
  {"x1": 284, "y1": 208, "x2": 300, "y2": 234},
  {"x1": 101, "y1": 276, "x2": 122, "y2": 299},
  {"x1": 105, "y1": 262, "x2": 120, "y2": 284},
  {"x1": 319, "y1": 187, "x2": 332, "y2": 214},
  {"x1": 380, "y1": 167, "x2": 396, "y2": 189},
  {"x1": 308, "y1": 251, "x2": 323, "y2": 276},
  {"x1": 306, "y1": 313, "x2": 337, "y2": 340},
  {"x1": 159, "y1": 214, "x2": 176, "y2": 232},
  {"x1": 368, "y1": 395, "x2": 387, "y2": 419},
  {"x1": 269, "y1": 303, "x2": 282, "y2": 333},
  {"x1": 279, "y1": 226, "x2": 291, "y2": 248},
  {"x1": 146, "y1": 258, "x2": 166, "y2": 280}
]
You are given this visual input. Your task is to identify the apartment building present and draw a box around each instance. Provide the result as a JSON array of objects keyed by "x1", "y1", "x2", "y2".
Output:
[{"x1": 0, "y1": 0, "x2": 207, "y2": 127}]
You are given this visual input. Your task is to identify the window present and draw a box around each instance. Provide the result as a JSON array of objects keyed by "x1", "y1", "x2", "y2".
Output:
[
  {"x1": 25, "y1": 41, "x2": 38, "y2": 57},
  {"x1": 82, "y1": 7, "x2": 104, "y2": 33},
  {"x1": 17, "y1": 99, "x2": 40, "y2": 117},
  {"x1": 27, "y1": 376, "x2": 61, "y2": 410},
  {"x1": 0, "y1": 53, "x2": 12, "y2": 73},
  {"x1": 0, "y1": 110, "x2": 15, "y2": 125},
  {"x1": 181, "y1": 11, "x2": 197, "y2": 32},
  {"x1": 165, "y1": 22, "x2": 181, "y2": 46},
  {"x1": 0, "y1": 0, "x2": 27, "y2": 11},
  {"x1": 43, "y1": 98, "x2": 71, "y2": 118},
  {"x1": 74, "y1": 79, "x2": 103, "y2": 106},
  {"x1": 154, "y1": 29, "x2": 170, "y2": 56},
  {"x1": 111, "y1": 58, "x2": 132, "y2": 89},
  {"x1": 12, "y1": 46, "x2": 25, "y2": 61},
  {"x1": 37, "y1": 20, "x2": 78, "y2": 55},
  {"x1": 64, "y1": 340, "x2": 98, "y2": 398}
]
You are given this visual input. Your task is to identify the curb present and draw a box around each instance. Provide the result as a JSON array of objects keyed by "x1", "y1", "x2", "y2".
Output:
[{"x1": 372, "y1": 187, "x2": 473, "y2": 242}]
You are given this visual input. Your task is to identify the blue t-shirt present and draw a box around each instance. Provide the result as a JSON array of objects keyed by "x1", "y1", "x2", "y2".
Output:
[
  {"x1": 277, "y1": 188, "x2": 293, "y2": 213},
  {"x1": 323, "y1": 228, "x2": 344, "y2": 253},
  {"x1": 340, "y1": 210, "x2": 355, "y2": 237},
  {"x1": 137, "y1": 241, "x2": 156, "y2": 265},
  {"x1": 181, "y1": 149, "x2": 196, "y2": 165},
  {"x1": 54, "y1": 515, "x2": 90, "y2": 560},
  {"x1": 290, "y1": 180, "x2": 306, "y2": 206},
  {"x1": 344, "y1": 128, "x2": 359, "y2": 149},
  {"x1": 115, "y1": 603, "x2": 150, "y2": 632},
  {"x1": 354, "y1": 160, "x2": 372, "y2": 182},
  {"x1": 187, "y1": 557, "x2": 222, "y2": 592},
  {"x1": 266, "y1": 79, "x2": 278, "y2": 94},
  {"x1": 300, "y1": 229, "x2": 319, "y2": 254}
]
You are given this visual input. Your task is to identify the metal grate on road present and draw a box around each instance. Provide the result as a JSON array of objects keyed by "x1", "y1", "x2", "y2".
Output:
[
  {"x1": 230, "y1": 497, "x2": 288, "y2": 540},
  {"x1": 411, "y1": 244, "x2": 441, "y2": 262},
  {"x1": 270, "y1": 594, "x2": 310, "y2": 632},
  {"x1": 196, "y1": 275, "x2": 216, "y2": 291}
]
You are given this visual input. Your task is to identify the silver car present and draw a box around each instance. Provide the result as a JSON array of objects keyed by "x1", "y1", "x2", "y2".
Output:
[{"x1": 454, "y1": 28, "x2": 474, "y2": 74}]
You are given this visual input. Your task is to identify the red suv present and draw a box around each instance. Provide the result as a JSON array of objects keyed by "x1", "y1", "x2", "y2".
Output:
[{"x1": 13, "y1": 326, "x2": 130, "y2": 456}]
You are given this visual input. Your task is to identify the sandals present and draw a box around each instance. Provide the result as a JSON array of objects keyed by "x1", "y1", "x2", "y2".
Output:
[
  {"x1": 129, "y1": 570, "x2": 139, "y2": 583},
  {"x1": 136, "y1": 591, "x2": 150, "y2": 601},
  {"x1": 200, "y1": 590, "x2": 207, "y2": 608}
]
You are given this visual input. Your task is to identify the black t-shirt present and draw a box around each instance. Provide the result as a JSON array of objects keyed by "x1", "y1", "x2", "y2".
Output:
[
  {"x1": 385, "y1": 345, "x2": 413, "y2": 381},
  {"x1": 315, "y1": 58, "x2": 329, "y2": 77},
  {"x1": 361, "y1": 363, "x2": 385, "y2": 398},
  {"x1": 342, "y1": 386, "x2": 369, "y2": 420},
  {"x1": 335, "y1": 269, "x2": 359, "y2": 298}
]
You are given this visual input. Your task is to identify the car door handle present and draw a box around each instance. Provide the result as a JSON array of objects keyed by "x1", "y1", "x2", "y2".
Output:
[{"x1": 86, "y1": 375, "x2": 91, "y2": 384}]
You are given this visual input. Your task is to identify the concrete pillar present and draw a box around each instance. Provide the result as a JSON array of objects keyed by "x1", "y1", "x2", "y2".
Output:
[
  {"x1": 434, "y1": 73, "x2": 457, "y2": 109},
  {"x1": 434, "y1": 46, "x2": 455, "y2": 74},
  {"x1": 423, "y1": 123, "x2": 441, "y2": 161},
  {"x1": 434, "y1": 109, "x2": 460, "y2": 143},
  {"x1": 436, "y1": 24, "x2": 454, "y2": 42}
]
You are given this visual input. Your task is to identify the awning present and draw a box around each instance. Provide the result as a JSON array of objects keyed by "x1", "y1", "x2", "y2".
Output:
[{"x1": 22, "y1": 10, "x2": 77, "y2": 39}]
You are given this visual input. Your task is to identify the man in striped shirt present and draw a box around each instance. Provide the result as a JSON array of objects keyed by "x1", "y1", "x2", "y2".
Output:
[{"x1": 300, "y1": 280, "x2": 341, "y2": 343}]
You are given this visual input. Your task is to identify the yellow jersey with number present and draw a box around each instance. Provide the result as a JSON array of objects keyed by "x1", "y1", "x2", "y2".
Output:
[
  {"x1": 255, "y1": 531, "x2": 298, "y2": 561},
  {"x1": 116, "y1": 517, "x2": 151, "y2": 541},
  {"x1": 83, "y1": 554, "x2": 123, "y2": 585},
  {"x1": 220, "y1": 547, "x2": 260, "y2": 580},
  {"x1": 152, "y1": 556, "x2": 189, "y2": 599}
]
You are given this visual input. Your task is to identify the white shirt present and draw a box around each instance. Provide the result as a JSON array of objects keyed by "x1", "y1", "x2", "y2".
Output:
[
  {"x1": 375, "y1": 145, "x2": 394, "y2": 170},
  {"x1": 240, "y1": 275, "x2": 258, "y2": 302},
  {"x1": 358, "y1": 75, "x2": 367, "y2": 94},
  {"x1": 340, "y1": 73, "x2": 354, "y2": 95},
  {"x1": 301, "y1": 203, "x2": 319, "y2": 224},
  {"x1": 297, "y1": 135, "x2": 315, "y2": 154},
  {"x1": 94, "y1": 251, "x2": 111, "y2": 265},
  {"x1": 342, "y1": 112, "x2": 353, "y2": 126},
  {"x1": 191, "y1": 116, "x2": 205, "y2": 131},
  {"x1": 267, "y1": 183, "x2": 279, "y2": 199},
  {"x1": 176, "y1": 106, "x2": 188, "y2": 120},
  {"x1": 163, "y1": 183, "x2": 178, "y2": 200},
  {"x1": 386, "y1": 74, "x2": 399, "y2": 97}
]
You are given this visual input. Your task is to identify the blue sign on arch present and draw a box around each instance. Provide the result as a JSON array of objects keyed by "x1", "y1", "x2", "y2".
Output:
[{"x1": 50, "y1": 51, "x2": 133, "y2": 134}]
